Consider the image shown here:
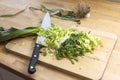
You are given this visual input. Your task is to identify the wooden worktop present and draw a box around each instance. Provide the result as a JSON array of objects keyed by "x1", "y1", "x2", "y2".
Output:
[{"x1": 0, "y1": 0, "x2": 120, "y2": 80}]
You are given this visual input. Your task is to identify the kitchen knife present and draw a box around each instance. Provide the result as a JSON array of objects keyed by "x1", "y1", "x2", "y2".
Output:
[{"x1": 28, "y1": 13, "x2": 51, "y2": 74}]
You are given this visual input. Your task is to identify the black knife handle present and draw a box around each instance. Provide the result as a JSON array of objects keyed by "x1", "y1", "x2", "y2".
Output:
[{"x1": 28, "y1": 43, "x2": 42, "y2": 74}]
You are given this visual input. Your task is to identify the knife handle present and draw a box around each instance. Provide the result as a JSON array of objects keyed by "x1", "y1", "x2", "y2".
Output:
[{"x1": 28, "y1": 43, "x2": 42, "y2": 74}]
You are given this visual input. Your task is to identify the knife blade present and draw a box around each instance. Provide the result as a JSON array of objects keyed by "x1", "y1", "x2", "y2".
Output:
[{"x1": 28, "y1": 13, "x2": 51, "y2": 74}]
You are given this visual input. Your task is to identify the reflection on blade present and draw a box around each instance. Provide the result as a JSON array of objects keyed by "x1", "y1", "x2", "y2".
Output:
[{"x1": 41, "y1": 13, "x2": 51, "y2": 30}]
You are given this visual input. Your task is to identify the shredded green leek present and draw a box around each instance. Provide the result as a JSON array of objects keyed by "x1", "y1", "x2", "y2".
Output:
[{"x1": 37, "y1": 24, "x2": 103, "y2": 64}]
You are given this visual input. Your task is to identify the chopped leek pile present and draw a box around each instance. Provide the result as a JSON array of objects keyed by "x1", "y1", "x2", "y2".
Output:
[
  {"x1": 0, "y1": 25, "x2": 102, "y2": 64},
  {"x1": 37, "y1": 24, "x2": 103, "y2": 64}
]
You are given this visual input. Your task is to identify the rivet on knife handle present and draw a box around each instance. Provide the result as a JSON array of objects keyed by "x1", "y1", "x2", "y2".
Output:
[{"x1": 28, "y1": 43, "x2": 42, "y2": 74}]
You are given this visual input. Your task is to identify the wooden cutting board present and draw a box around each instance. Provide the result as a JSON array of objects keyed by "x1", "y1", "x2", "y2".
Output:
[{"x1": 5, "y1": 25, "x2": 117, "y2": 80}]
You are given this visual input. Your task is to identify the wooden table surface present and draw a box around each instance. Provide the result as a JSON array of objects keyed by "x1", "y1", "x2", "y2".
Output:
[{"x1": 0, "y1": 0, "x2": 120, "y2": 80}]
